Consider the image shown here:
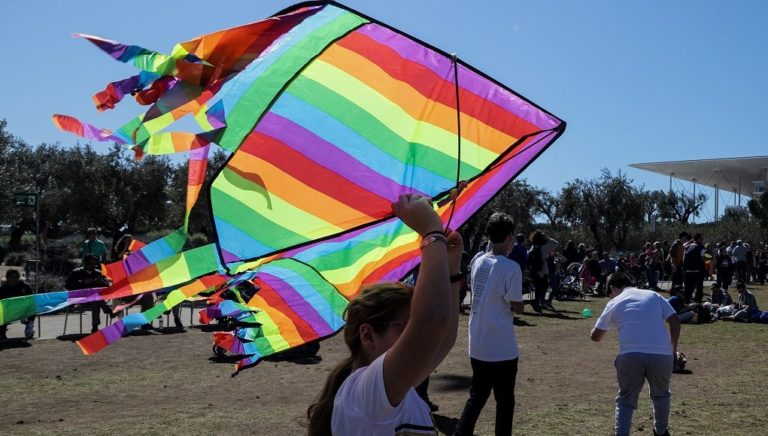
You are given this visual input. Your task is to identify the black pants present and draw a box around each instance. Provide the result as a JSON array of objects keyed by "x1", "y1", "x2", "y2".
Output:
[
  {"x1": 683, "y1": 270, "x2": 703, "y2": 303},
  {"x1": 454, "y1": 358, "x2": 518, "y2": 436},
  {"x1": 531, "y1": 275, "x2": 548, "y2": 306},
  {"x1": 671, "y1": 268, "x2": 684, "y2": 286},
  {"x1": 716, "y1": 268, "x2": 732, "y2": 290}
]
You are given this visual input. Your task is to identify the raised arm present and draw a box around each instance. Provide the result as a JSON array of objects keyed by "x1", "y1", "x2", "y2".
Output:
[{"x1": 383, "y1": 195, "x2": 459, "y2": 406}]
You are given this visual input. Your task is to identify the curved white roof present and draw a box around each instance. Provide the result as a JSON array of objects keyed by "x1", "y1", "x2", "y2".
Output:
[{"x1": 630, "y1": 156, "x2": 768, "y2": 197}]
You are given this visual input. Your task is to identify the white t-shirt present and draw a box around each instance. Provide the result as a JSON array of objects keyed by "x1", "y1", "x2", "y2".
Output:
[
  {"x1": 468, "y1": 253, "x2": 523, "y2": 361},
  {"x1": 331, "y1": 353, "x2": 436, "y2": 436},
  {"x1": 594, "y1": 287, "x2": 676, "y2": 356}
]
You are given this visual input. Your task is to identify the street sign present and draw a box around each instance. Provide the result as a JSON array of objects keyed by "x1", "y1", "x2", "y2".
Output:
[{"x1": 13, "y1": 192, "x2": 37, "y2": 207}]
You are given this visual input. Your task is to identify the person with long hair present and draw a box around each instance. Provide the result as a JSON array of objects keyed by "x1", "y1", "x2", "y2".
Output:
[{"x1": 306, "y1": 194, "x2": 463, "y2": 436}]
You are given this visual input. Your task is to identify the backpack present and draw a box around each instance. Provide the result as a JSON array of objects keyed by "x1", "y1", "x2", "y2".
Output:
[{"x1": 527, "y1": 245, "x2": 544, "y2": 273}]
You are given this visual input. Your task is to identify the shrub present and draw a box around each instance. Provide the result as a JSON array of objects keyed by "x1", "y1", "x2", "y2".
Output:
[{"x1": 4, "y1": 252, "x2": 27, "y2": 266}]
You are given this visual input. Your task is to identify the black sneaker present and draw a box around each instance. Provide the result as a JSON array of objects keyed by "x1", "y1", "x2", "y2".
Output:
[{"x1": 174, "y1": 317, "x2": 184, "y2": 329}]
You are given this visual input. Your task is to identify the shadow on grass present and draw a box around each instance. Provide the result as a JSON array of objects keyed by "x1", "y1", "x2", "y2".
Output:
[
  {"x1": 56, "y1": 333, "x2": 89, "y2": 342},
  {"x1": 523, "y1": 311, "x2": 581, "y2": 320},
  {"x1": 514, "y1": 317, "x2": 536, "y2": 327},
  {"x1": 431, "y1": 373, "x2": 472, "y2": 392},
  {"x1": 433, "y1": 414, "x2": 459, "y2": 435},
  {"x1": 0, "y1": 338, "x2": 33, "y2": 351}
]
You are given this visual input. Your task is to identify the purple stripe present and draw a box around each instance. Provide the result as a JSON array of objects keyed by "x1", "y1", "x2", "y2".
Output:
[
  {"x1": 453, "y1": 130, "x2": 557, "y2": 225},
  {"x1": 256, "y1": 112, "x2": 425, "y2": 200},
  {"x1": 259, "y1": 272, "x2": 333, "y2": 335},
  {"x1": 356, "y1": 24, "x2": 561, "y2": 130},
  {"x1": 221, "y1": 248, "x2": 240, "y2": 264},
  {"x1": 124, "y1": 251, "x2": 151, "y2": 276},
  {"x1": 101, "y1": 321, "x2": 128, "y2": 343}
]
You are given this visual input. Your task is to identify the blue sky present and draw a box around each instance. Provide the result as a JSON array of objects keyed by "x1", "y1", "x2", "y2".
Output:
[{"x1": 1, "y1": 0, "x2": 766, "y2": 222}]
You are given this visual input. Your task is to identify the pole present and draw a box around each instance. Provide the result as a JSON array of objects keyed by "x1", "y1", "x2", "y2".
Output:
[
  {"x1": 35, "y1": 191, "x2": 41, "y2": 338},
  {"x1": 692, "y1": 178, "x2": 696, "y2": 224},
  {"x1": 715, "y1": 170, "x2": 719, "y2": 221}
]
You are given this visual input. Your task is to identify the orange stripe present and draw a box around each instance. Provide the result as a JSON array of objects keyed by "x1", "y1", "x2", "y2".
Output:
[
  {"x1": 319, "y1": 44, "x2": 517, "y2": 155},
  {"x1": 250, "y1": 294, "x2": 305, "y2": 347},
  {"x1": 333, "y1": 239, "x2": 420, "y2": 297},
  {"x1": 228, "y1": 151, "x2": 375, "y2": 227}
]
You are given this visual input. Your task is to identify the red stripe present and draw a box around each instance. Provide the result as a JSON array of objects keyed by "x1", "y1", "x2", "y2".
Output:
[
  {"x1": 76, "y1": 331, "x2": 108, "y2": 355},
  {"x1": 335, "y1": 32, "x2": 540, "y2": 140},
  {"x1": 239, "y1": 131, "x2": 391, "y2": 217},
  {"x1": 253, "y1": 279, "x2": 318, "y2": 343},
  {"x1": 363, "y1": 250, "x2": 420, "y2": 286}
]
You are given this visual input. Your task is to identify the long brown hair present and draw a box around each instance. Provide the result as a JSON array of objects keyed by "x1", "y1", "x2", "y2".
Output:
[{"x1": 306, "y1": 283, "x2": 412, "y2": 436}]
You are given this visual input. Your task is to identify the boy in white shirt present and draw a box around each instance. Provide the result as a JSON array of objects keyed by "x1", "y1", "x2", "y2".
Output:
[{"x1": 454, "y1": 212, "x2": 523, "y2": 436}]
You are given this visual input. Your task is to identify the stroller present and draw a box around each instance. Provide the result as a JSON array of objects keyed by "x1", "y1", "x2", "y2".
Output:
[{"x1": 556, "y1": 260, "x2": 587, "y2": 300}]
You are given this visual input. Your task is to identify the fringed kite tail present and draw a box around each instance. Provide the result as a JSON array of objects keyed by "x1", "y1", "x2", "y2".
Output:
[{"x1": 51, "y1": 114, "x2": 128, "y2": 144}]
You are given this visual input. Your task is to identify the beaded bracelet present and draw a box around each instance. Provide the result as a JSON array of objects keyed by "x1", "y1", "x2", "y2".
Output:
[{"x1": 420, "y1": 233, "x2": 447, "y2": 249}]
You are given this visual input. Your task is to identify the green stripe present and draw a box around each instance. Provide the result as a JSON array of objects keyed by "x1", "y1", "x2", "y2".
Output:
[
  {"x1": 302, "y1": 228, "x2": 403, "y2": 272},
  {"x1": 211, "y1": 181, "x2": 307, "y2": 249},
  {"x1": 287, "y1": 75, "x2": 480, "y2": 181},
  {"x1": 0, "y1": 296, "x2": 36, "y2": 325},
  {"x1": 218, "y1": 12, "x2": 368, "y2": 152},
  {"x1": 273, "y1": 260, "x2": 348, "y2": 315}
]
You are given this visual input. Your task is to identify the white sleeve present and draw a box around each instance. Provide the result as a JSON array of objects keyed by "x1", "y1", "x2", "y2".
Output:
[
  {"x1": 658, "y1": 294, "x2": 677, "y2": 320},
  {"x1": 343, "y1": 353, "x2": 397, "y2": 422},
  {"x1": 504, "y1": 262, "x2": 523, "y2": 303},
  {"x1": 594, "y1": 302, "x2": 614, "y2": 331}
]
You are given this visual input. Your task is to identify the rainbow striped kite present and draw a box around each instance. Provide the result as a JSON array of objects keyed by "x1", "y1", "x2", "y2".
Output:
[{"x1": 0, "y1": 1, "x2": 565, "y2": 372}]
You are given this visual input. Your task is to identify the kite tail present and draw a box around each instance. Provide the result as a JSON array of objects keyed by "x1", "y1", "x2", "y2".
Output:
[
  {"x1": 92, "y1": 71, "x2": 160, "y2": 111},
  {"x1": 51, "y1": 114, "x2": 129, "y2": 144},
  {"x1": 76, "y1": 274, "x2": 227, "y2": 355}
]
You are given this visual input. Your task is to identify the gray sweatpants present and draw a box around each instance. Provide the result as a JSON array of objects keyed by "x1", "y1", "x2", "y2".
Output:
[{"x1": 614, "y1": 352, "x2": 673, "y2": 436}]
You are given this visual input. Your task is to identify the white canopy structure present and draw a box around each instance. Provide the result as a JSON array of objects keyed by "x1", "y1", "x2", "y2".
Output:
[{"x1": 630, "y1": 156, "x2": 768, "y2": 220}]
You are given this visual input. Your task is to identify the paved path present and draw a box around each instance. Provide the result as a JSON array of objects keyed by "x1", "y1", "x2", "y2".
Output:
[{"x1": 2, "y1": 302, "x2": 203, "y2": 340}]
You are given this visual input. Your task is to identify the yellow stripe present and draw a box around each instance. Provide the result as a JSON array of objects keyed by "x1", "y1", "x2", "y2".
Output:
[
  {"x1": 213, "y1": 167, "x2": 343, "y2": 239},
  {"x1": 321, "y1": 231, "x2": 419, "y2": 288},
  {"x1": 251, "y1": 295, "x2": 293, "y2": 350},
  {"x1": 249, "y1": 294, "x2": 305, "y2": 347},
  {"x1": 302, "y1": 59, "x2": 496, "y2": 170},
  {"x1": 229, "y1": 152, "x2": 374, "y2": 226},
  {"x1": 315, "y1": 45, "x2": 516, "y2": 157}
]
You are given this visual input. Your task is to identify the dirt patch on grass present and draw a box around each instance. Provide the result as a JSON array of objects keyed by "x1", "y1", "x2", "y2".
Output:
[{"x1": 1, "y1": 285, "x2": 767, "y2": 435}]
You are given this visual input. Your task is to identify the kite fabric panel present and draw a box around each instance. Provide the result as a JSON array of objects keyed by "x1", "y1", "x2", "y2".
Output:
[{"x1": 0, "y1": 1, "x2": 566, "y2": 371}]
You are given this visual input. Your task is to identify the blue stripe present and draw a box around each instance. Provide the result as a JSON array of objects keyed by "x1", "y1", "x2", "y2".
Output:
[
  {"x1": 210, "y1": 5, "x2": 350, "y2": 129},
  {"x1": 261, "y1": 264, "x2": 345, "y2": 327},
  {"x1": 270, "y1": 93, "x2": 454, "y2": 195},
  {"x1": 215, "y1": 217, "x2": 274, "y2": 260},
  {"x1": 293, "y1": 219, "x2": 405, "y2": 264}
]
